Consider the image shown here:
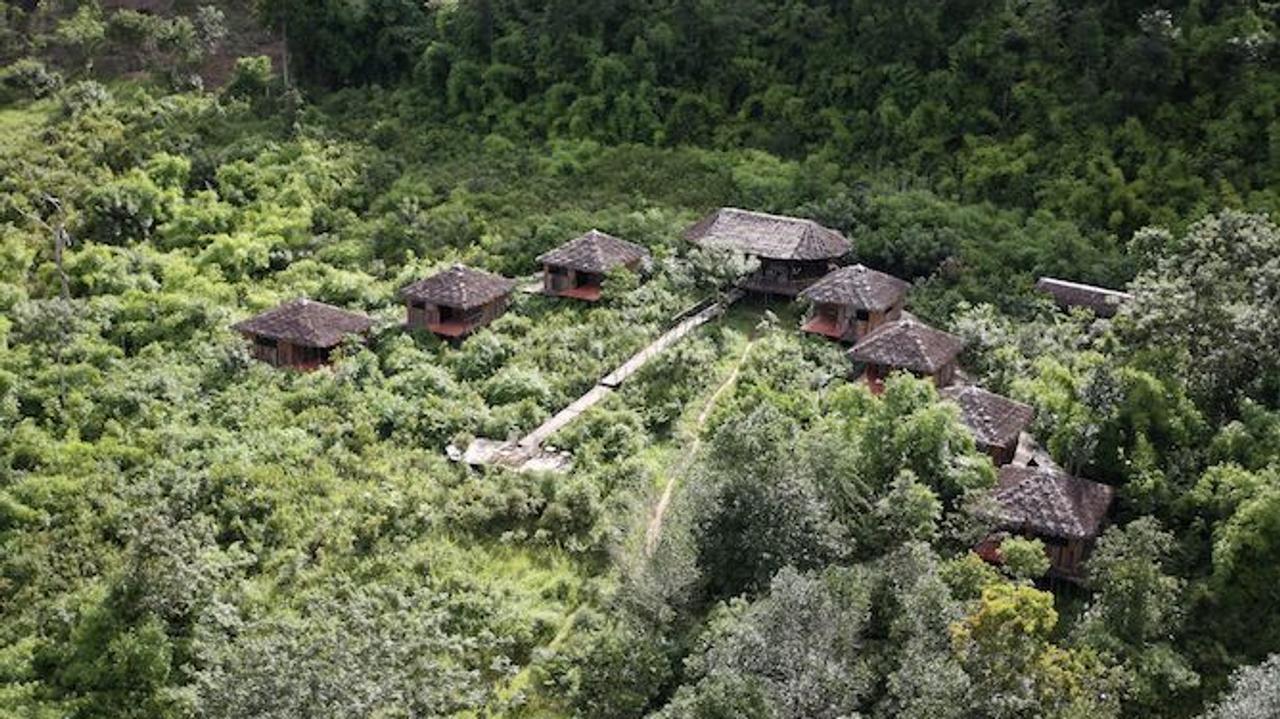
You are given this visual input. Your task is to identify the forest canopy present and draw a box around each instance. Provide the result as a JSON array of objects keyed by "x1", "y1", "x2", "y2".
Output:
[{"x1": 2, "y1": 1, "x2": 1280, "y2": 718}]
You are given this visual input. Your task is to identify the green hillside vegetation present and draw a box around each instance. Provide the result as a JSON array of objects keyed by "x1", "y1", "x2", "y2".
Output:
[{"x1": 2, "y1": 1, "x2": 1280, "y2": 718}]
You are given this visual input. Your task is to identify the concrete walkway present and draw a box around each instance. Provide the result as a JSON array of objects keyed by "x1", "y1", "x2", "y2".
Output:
[
  {"x1": 517, "y1": 385, "x2": 614, "y2": 449},
  {"x1": 515, "y1": 290, "x2": 743, "y2": 450}
]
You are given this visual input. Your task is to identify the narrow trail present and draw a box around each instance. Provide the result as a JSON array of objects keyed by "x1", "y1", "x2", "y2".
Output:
[
  {"x1": 644, "y1": 333, "x2": 758, "y2": 556},
  {"x1": 492, "y1": 602, "x2": 584, "y2": 707}
]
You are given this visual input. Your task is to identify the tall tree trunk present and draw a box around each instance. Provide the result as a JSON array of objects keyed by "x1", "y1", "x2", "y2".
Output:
[{"x1": 282, "y1": 18, "x2": 291, "y2": 90}]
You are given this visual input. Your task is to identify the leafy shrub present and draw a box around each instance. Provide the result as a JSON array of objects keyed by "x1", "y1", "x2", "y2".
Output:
[
  {"x1": 451, "y1": 331, "x2": 514, "y2": 381},
  {"x1": 442, "y1": 470, "x2": 602, "y2": 548},
  {"x1": 223, "y1": 56, "x2": 274, "y2": 101},
  {"x1": 157, "y1": 190, "x2": 233, "y2": 250},
  {"x1": 551, "y1": 404, "x2": 648, "y2": 464},
  {"x1": 998, "y1": 536, "x2": 1050, "y2": 582},
  {"x1": 482, "y1": 366, "x2": 552, "y2": 407},
  {"x1": 80, "y1": 169, "x2": 176, "y2": 245},
  {"x1": 57, "y1": 79, "x2": 111, "y2": 117},
  {"x1": 196, "y1": 232, "x2": 273, "y2": 281},
  {"x1": 0, "y1": 58, "x2": 63, "y2": 99}
]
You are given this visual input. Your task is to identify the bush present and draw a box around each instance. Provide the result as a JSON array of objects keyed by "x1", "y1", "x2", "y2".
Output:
[
  {"x1": 58, "y1": 80, "x2": 111, "y2": 117},
  {"x1": 998, "y1": 536, "x2": 1051, "y2": 582},
  {"x1": 80, "y1": 170, "x2": 176, "y2": 245},
  {"x1": 482, "y1": 366, "x2": 552, "y2": 407},
  {"x1": 0, "y1": 58, "x2": 63, "y2": 100},
  {"x1": 224, "y1": 56, "x2": 275, "y2": 101}
]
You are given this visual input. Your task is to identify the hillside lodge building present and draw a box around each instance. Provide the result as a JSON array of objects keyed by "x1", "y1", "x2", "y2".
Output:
[
  {"x1": 684, "y1": 208, "x2": 851, "y2": 297},
  {"x1": 799, "y1": 263, "x2": 909, "y2": 343},
  {"x1": 847, "y1": 317, "x2": 965, "y2": 392},
  {"x1": 401, "y1": 264, "x2": 515, "y2": 339},
  {"x1": 981, "y1": 465, "x2": 1116, "y2": 582},
  {"x1": 538, "y1": 230, "x2": 651, "y2": 301},
  {"x1": 942, "y1": 385, "x2": 1036, "y2": 466},
  {"x1": 233, "y1": 298, "x2": 374, "y2": 370}
]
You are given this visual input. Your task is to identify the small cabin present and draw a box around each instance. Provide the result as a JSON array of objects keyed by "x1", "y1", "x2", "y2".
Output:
[
  {"x1": 232, "y1": 299, "x2": 374, "y2": 370},
  {"x1": 683, "y1": 207, "x2": 852, "y2": 297},
  {"x1": 538, "y1": 230, "x2": 650, "y2": 301},
  {"x1": 847, "y1": 318, "x2": 965, "y2": 392},
  {"x1": 983, "y1": 465, "x2": 1115, "y2": 583},
  {"x1": 799, "y1": 264, "x2": 908, "y2": 343},
  {"x1": 1035, "y1": 277, "x2": 1133, "y2": 318},
  {"x1": 942, "y1": 385, "x2": 1036, "y2": 466},
  {"x1": 400, "y1": 264, "x2": 516, "y2": 339}
]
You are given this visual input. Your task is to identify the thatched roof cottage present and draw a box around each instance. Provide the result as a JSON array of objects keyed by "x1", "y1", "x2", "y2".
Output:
[
  {"x1": 401, "y1": 264, "x2": 515, "y2": 339},
  {"x1": 941, "y1": 385, "x2": 1036, "y2": 466},
  {"x1": 538, "y1": 230, "x2": 650, "y2": 301},
  {"x1": 982, "y1": 465, "x2": 1115, "y2": 582},
  {"x1": 799, "y1": 264, "x2": 909, "y2": 342},
  {"x1": 232, "y1": 299, "x2": 374, "y2": 370},
  {"x1": 847, "y1": 317, "x2": 965, "y2": 391}
]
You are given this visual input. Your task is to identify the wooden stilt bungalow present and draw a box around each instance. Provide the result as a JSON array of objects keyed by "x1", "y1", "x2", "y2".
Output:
[
  {"x1": 538, "y1": 230, "x2": 650, "y2": 301},
  {"x1": 400, "y1": 264, "x2": 516, "y2": 339},
  {"x1": 798, "y1": 264, "x2": 909, "y2": 342},
  {"x1": 683, "y1": 208, "x2": 852, "y2": 297},
  {"x1": 981, "y1": 465, "x2": 1115, "y2": 583},
  {"x1": 232, "y1": 299, "x2": 374, "y2": 370},
  {"x1": 847, "y1": 318, "x2": 964, "y2": 391},
  {"x1": 1035, "y1": 277, "x2": 1133, "y2": 318},
  {"x1": 941, "y1": 385, "x2": 1036, "y2": 466}
]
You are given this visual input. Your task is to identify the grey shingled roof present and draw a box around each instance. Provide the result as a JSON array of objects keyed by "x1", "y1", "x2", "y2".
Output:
[
  {"x1": 232, "y1": 299, "x2": 374, "y2": 348},
  {"x1": 942, "y1": 385, "x2": 1036, "y2": 450},
  {"x1": 992, "y1": 465, "x2": 1115, "y2": 540},
  {"x1": 537, "y1": 230, "x2": 650, "y2": 274},
  {"x1": 1035, "y1": 277, "x2": 1133, "y2": 318},
  {"x1": 799, "y1": 264, "x2": 909, "y2": 311},
  {"x1": 400, "y1": 264, "x2": 516, "y2": 310},
  {"x1": 847, "y1": 318, "x2": 964, "y2": 374},
  {"x1": 683, "y1": 208, "x2": 852, "y2": 261}
]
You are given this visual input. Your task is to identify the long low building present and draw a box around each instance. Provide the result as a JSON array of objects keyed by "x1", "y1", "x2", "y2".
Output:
[
  {"x1": 1035, "y1": 277, "x2": 1133, "y2": 317},
  {"x1": 684, "y1": 207, "x2": 851, "y2": 297}
]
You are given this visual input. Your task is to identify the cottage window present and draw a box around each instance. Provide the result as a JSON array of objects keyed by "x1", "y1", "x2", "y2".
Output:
[{"x1": 255, "y1": 336, "x2": 277, "y2": 349}]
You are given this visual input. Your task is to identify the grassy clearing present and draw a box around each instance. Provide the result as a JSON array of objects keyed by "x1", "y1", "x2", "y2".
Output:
[{"x1": 0, "y1": 100, "x2": 52, "y2": 144}]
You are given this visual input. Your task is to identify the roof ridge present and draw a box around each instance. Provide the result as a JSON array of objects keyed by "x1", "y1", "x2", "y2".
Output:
[{"x1": 908, "y1": 323, "x2": 932, "y2": 369}]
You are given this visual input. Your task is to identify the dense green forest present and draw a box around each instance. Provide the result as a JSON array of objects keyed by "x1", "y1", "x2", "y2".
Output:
[{"x1": 2, "y1": 1, "x2": 1280, "y2": 718}]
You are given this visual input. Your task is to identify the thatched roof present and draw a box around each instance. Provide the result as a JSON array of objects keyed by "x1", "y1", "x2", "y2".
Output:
[
  {"x1": 1035, "y1": 277, "x2": 1133, "y2": 318},
  {"x1": 232, "y1": 299, "x2": 374, "y2": 348},
  {"x1": 942, "y1": 385, "x2": 1036, "y2": 450},
  {"x1": 683, "y1": 208, "x2": 852, "y2": 261},
  {"x1": 799, "y1": 264, "x2": 909, "y2": 311},
  {"x1": 400, "y1": 264, "x2": 515, "y2": 310},
  {"x1": 538, "y1": 230, "x2": 650, "y2": 273},
  {"x1": 848, "y1": 318, "x2": 964, "y2": 374},
  {"x1": 992, "y1": 465, "x2": 1115, "y2": 540}
]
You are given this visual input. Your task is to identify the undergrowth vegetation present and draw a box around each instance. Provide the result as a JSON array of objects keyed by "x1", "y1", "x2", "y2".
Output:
[{"x1": 2, "y1": 1, "x2": 1280, "y2": 718}]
